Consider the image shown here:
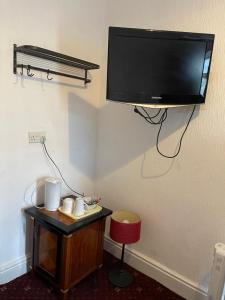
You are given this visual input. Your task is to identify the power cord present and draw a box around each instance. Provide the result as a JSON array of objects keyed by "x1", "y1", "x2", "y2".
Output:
[
  {"x1": 156, "y1": 105, "x2": 196, "y2": 158},
  {"x1": 134, "y1": 106, "x2": 167, "y2": 125},
  {"x1": 134, "y1": 105, "x2": 196, "y2": 158},
  {"x1": 41, "y1": 137, "x2": 84, "y2": 197}
]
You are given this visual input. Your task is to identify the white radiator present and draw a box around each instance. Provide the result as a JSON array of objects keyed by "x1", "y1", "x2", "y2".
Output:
[{"x1": 208, "y1": 243, "x2": 225, "y2": 300}]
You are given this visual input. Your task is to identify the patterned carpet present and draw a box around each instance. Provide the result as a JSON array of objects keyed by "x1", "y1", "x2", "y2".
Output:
[{"x1": 0, "y1": 251, "x2": 185, "y2": 300}]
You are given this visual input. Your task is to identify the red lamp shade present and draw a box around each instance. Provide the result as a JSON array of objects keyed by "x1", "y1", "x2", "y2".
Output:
[{"x1": 110, "y1": 211, "x2": 141, "y2": 244}]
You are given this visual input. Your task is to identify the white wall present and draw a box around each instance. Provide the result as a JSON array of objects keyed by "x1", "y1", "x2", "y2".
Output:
[
  {"x1": 96, "y1": 0, "x2": 225, "y2": 297},
  {"x1": 1, "y1": 0, "x2": 225, "y2": 298},
  {"x1": 0, "y1": 0, "x2": 107, "y2": 282}
]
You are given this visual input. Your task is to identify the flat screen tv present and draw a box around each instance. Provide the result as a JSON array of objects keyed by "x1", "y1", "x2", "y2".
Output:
[{"x1": 107, "y1": 27, "x2": 215, "y2": 107}]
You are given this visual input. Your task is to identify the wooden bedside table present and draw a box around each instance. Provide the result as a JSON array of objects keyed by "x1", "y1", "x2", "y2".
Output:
[{"x1": 25, "y1": 206, "x2": 112, "y2": 299}]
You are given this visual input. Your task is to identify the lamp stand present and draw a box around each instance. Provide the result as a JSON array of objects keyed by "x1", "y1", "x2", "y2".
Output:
[{"x1": 108, "y1": 244, "x2": 133, "y2": 287}]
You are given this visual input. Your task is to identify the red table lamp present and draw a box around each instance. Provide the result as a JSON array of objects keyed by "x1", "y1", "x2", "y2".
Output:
[{"x1": 109, "y1": 210, "x2": 141, "y2": 287}]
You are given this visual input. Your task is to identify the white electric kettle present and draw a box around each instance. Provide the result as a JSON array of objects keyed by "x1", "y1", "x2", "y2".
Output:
[{"x1": 44, "y1": 177, "x2": 61, "y2": 211}]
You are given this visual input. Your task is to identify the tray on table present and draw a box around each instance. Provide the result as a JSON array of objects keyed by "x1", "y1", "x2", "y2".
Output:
[{"x1": 58, "y1": 204, "x2": 102, "y2": 220}]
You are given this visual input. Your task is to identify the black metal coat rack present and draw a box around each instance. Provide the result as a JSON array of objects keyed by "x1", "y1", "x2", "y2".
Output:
[{"x1": 13, "y1": 44, "x2": 100, "y2": 84}]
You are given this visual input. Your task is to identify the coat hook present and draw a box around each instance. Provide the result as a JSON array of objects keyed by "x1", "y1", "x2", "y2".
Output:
[
  {"x1": 84, "y1": 69, "x2": 88, "y2": 86},
  {"x1": 47, "y1": 69, "x2": 53, "y2": 80},
  {"x1": 20, "y1": 64, "x2": 24, "y2": 76},
  {"x1": 27, "y1": 65, "x2": 34, "y2": 77}
]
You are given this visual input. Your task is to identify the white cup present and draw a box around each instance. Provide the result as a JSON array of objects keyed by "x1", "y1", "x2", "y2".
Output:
[
  {"x1": 62, "y1": 198, "x2": 74, "y2": 214},
  {"x1": 73, "y1": 197, "x2": 88, "y2": 217}
]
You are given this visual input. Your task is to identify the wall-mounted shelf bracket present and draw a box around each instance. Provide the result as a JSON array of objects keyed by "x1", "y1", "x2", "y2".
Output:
[{"x1": 13, "y1": 44, "x2": 100, "y2": 84}]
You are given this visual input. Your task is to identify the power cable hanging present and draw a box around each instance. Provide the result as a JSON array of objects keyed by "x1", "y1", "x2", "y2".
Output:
[
  {"x1": 134, "y1": 105, "x2": 196, "y2": 158},
  {"x1": 42, "y1": 139, "x2": 84, "y2": 196}
]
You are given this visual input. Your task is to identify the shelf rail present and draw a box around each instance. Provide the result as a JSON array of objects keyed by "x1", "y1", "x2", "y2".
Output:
[{"x1": 13, "y1": 44, "x2": 100, "y2": 84}]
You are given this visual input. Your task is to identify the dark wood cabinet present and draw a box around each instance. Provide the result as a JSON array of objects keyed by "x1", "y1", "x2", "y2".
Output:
[
  {"x1": 37, "y1": 225, "x2": 58, "y2": 277},
  {"x1": 25, "y1": 206, "x2": 112, "y2": 299}
]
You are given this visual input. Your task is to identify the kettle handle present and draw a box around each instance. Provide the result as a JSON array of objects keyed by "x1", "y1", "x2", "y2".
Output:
[{"x1": 30, "y1": 181, "x2": 45, "y2": 209}]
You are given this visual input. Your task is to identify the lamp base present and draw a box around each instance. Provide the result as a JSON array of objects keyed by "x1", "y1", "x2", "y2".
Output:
[{"x1": 108, "y1": 268, "x2": 133, "y2": 287}]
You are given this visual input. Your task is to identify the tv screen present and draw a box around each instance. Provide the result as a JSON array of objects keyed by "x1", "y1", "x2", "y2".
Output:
[{"x1": 107, "y1": 27, "x2": 214, "y2": 106}]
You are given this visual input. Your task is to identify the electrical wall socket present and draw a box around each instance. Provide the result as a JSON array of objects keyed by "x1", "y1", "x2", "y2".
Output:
[{"x1": 28, "y1": 132, "x2": 46, "y2": 143}]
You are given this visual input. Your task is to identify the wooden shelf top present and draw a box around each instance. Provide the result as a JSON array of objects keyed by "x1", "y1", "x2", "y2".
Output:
[{"x1": 25, "y1": 206, "x2": 112, "y2": 235}]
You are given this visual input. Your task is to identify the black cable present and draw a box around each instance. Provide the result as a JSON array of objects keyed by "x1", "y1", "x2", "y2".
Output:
[
  {"x1": 156, "y1": 105, "x2": 196, "y2": 158},
  {"x1": 142, "y1": 107, "x2": 161, "y2": 119},
  {"x1": 134, "y1": 105, "x2": 196, "y2": 158},
  {"x1": 42, "y1": 140, "x2": 84, "y2": 197},
  {"x1": 134, "y1": 106, "x2": 167, "y2": 125}
]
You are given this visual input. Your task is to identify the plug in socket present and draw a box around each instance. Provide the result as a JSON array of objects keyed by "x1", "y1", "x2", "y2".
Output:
[{"x1": 28, "y1": 132, "x2": 46, "y2": 143}]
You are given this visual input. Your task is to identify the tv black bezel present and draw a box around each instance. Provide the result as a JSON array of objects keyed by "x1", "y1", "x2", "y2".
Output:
[{"x1": 107, "y1": 27, "x2": 215, "y2": 106}]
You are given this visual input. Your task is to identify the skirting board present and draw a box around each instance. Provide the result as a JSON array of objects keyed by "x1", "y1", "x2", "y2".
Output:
[
  {"x1": 104, "y1": 237, "x2": 207, "y2": 300},
  {"x1": 0, "y1": 255, "x2": 30, "y2": 284}
]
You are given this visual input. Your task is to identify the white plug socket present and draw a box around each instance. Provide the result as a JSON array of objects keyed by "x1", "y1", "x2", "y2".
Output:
[{"x1": 28, "y1": 132, "x2": 46, "y2": 143}]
